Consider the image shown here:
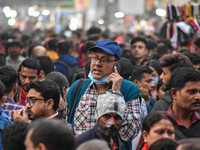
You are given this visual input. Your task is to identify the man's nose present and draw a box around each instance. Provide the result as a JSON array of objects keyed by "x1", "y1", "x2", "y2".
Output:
[
  {"x1": 26, "y1": 102, "x2": 30, "y2": 108},
  {"x1": 160, "y1": 73, "x2": 164, "y2": 79},
  {"x1": 95, "y1": 59, "x2": 102, "y2": 66},
  {"x1": 195, "y1": 92, "x2": 200, "y2": 100},
  {"x1": 108, "y1": 117, "x2": 116, "y2": 126},
  {"x1": 24, "y1": 78, "x2": 30, "y2": 84}
]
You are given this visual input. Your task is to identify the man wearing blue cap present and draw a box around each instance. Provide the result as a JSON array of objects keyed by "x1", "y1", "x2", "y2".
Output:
[{"x1": 67, "y1": 39, "x2": 141, "y2": 145}]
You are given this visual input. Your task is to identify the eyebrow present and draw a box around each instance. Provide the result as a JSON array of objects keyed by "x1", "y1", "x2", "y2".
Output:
[{"x1": 26, "y1": 96, "x2": 37, "y2": 99}]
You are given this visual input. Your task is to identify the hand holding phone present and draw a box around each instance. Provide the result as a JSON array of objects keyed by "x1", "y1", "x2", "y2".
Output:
[{"x1": 107, "y1": 63, "x2": 123, "y2": 93}]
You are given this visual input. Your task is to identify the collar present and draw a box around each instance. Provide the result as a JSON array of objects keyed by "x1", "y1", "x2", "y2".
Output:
[
  {"x1": 167, "y1": 105, "x2": 200, "y2": 128},
  {"x1": 47, "y1": 112, "x2": 59, "y2": 119}
]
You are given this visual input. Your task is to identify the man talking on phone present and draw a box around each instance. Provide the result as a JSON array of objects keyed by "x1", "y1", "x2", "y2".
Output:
[{"x1": 67, "y1": 39, "x2": 141, "y2": 147}]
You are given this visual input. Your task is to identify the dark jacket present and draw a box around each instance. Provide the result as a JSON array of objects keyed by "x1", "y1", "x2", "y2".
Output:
[
  {"x1": 152, "y1": 91, "x2": 172, "y2": 111},
  {"x1": 55, "y1": 54, "x2": 78, "y2": 75},
  {"x1": 75, "y1": 124, "x2": 123, "y2": 150}
]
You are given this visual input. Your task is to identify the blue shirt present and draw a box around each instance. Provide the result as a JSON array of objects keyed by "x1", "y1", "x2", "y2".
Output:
[{"x1": 0, "y1": 108, "x2": 12, "y2": 150}]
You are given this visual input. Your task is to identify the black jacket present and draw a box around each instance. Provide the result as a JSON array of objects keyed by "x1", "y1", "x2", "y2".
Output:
[
  {"x1": 152, "y1": 91, "x2": 172, "y2": 111},
  {"x1": 75, "y1": 124, "x2": 123, "y2": 150}
]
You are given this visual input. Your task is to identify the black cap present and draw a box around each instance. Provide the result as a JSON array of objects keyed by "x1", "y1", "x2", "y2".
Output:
[{"x1": 7, "y1": 38, "x2": 23, "y2": 48}]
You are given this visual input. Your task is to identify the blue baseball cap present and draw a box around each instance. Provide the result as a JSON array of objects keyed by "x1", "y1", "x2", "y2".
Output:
[{"x1": 89, "y1": 39, "x2": 121, "y2": 60}]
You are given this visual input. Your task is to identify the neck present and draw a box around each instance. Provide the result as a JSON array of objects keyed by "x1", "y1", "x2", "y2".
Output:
[
  {"x1": 45, "y1": 109, "x2": 56, "y2": 118},
  {"x1": 5, "y1": 92, "x2": 15, "y2": 100},
  {"x1": 135, "y1": 57, "x2": 145, "y2": 65},
  {"x1": 95, "y1": 83, "x2": 108, "y2": 94},
  {"x1": 172, "y1": 104, "x2": 193, "y2": 127}
]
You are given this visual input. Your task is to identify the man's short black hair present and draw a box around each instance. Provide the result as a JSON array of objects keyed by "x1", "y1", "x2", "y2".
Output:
[
  {"x1": 182, "y1": 51, "x2": 200, "y2": 65},
  {"x1": 2, "y1": 122, "x2": 29, "y2": 150},
  {"x1": 27, "y1": 80, "x2": 60, "y2": 111},
  {"x1": 130, "y1": 37, "x2": 147, "y2": 48},
  {"x1": 130, "y1": 65, "x2": 153, "y2": 82},
  {"x1": 149, "y1": 138, "x2": 178, "y2": 150},
  {"x1": 0, "y1": 66, "x2": 17, "y2": 93},
  {"x1": 36, "y1": 56, "x2": 54, "y2": 76},
  {"x1": 57, "y1": 40, "x2": 72, "y2": 55},
  {"x1": 45, "y1": 71, "x2": 69, "y2": 98},
  {"x1": 159, "y1": 53, "x2": 193, "y2": 72},
  {"x1": 194, "y1": 37, "x2": 200, "y2": 48},
  {"x1": 87, "y1": 26, "x2": 102, "y2": 36},
  {"x1": 18, "y1": 58, "x2": 41, "y2": 75},
  {"x1": 166, "y1": 67, "x2": 200, "y2": 91},
  {"x1": 0, "y1": 80, "x2": 5, "y2": 99},
  {"x1": 29, "y1": 119, "x2": 74, "y2": 150}
]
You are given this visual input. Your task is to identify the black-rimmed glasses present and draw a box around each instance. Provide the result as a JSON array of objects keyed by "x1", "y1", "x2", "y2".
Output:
[
  {"x1": 25, "y1": 98, "x2": 45, "y2": 107},
  {"x1": 90, "y1": 56, "x2": 117, "y2": 65}
]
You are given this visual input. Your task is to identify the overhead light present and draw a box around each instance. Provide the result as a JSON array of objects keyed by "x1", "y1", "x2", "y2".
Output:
[
  {"x1": 98, "y1": 19, "x2": 104, "y2": 25},
  {"x1": 69, "y1": 18, "x2": 78, "y2": 31},
  {"x1": 42, "y1": 10, "x2": 50, "y2": 16},
  {"x1": 8, "y1": 18, "x2": 16, "y2": 26},
  {"x1": 3, "y1": 6, "x2": 10, "y2": 14},
  {"x1": 28, "y1": 6, "x2": 40, "y2": 17},
  {"x1": 114, "y1": 12, "x2": 124, "y2": 19},
  {"x1": 10, "y1": 10, "x2": 17, "y2": 18},
  {"x1": 156, "y1": 9, "x2": 166, "y2": 17}
]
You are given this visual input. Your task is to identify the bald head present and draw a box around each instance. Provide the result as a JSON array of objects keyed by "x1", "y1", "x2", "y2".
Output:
[{"x1": 31, "y1": 45, "x2": 47, "y2": 58}]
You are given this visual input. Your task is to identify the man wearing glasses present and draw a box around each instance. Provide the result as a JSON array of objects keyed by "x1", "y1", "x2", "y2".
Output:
[
  {"x1": 67, "y1": 39, "x2": 141, "y2": 146},
  {"x1": 13, "y1": 80, "x2": 60, "y2": 122}
]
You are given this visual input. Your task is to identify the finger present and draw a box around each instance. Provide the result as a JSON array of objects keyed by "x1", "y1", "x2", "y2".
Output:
[{"x1": 114, "y1": 66, "x2": 118, "y2": 73}]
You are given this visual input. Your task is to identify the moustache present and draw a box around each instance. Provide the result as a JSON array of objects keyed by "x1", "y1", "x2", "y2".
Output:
[
  {"x1": 26, "y1": 108, "x2": 32, "y2": 114},
  {"x1": 104, "y1": 125, "x2": 119, "y2": 132},
  {"x1": 192, "y1": 101, "x2": 200, "y2": 105}
]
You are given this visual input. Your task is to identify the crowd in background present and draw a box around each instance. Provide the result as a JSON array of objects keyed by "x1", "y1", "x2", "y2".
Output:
[{"x1": 0, "y1": 25, "x2": 199, "y2": 150}]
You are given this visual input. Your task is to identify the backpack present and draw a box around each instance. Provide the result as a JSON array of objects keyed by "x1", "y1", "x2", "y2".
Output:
[{"x1": 54, "y1": 59, "x2": 85, "y2": 85}]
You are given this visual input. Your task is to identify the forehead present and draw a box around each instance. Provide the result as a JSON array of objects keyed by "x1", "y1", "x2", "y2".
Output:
[
  {"x1": 92, "y1": 49, "x2": 115, "y2": 58},
  {"x1": 132, "y1": 41, "x2": 146, "y2": 46},
  {"x1": 151, "y1": 118, "x2": 174, "y2": 129},
  {"x1": 27, "y1": 89, "x2": 42, "y2": 98},
  {"x1": 162, "y1": 67, "x2": 171, "y2": 73},
  {"x1": 142, "y1": 73, "x2": 152, "y2": 79},
  {"x1": 102, "y1": 112, "x2": 121, "y2": 118},
  {"x1": 180, "y1": 81, "x2": 200, "y2": 90},
  {"x1": 20, "y1": 66, "x2": 38, "y2": 75}
]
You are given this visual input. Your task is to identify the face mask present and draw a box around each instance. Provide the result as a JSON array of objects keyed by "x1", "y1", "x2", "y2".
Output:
[
  {"x1": 88, "y1": 71, "x2": 108, "y2": 85},
  {"x1": 152, "y1": 76, "x2": 158, "y2": 86}
]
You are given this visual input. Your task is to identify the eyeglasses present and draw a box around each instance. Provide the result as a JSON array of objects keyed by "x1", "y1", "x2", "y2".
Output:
[
  {"x1": 90, "y1": 56, "x2": 117, "y2": 65},
  {"x1": 25, "y1": 98, "x2": 45, "y2": 107}
]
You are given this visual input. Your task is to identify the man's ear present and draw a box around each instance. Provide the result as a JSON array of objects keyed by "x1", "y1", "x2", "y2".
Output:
[
  {"x1": 37, "y1": 143, "x2": 48, "y2": 150},
  {"x1": 0, "y1": 96, "x2": 5, "y2": 108},
  {"x1": 142, "y1": 130, "x2": 148, "y2": 143},
  {"x1": 13, "y1": 83, "x2": 18, "y2": 93},
  {"x1": 62, "y1": 87, "x2": 67, "y2": 99},
  {"x1": 39, "y1": 70, "x2": 45, "y2": 80},
  {"x1": 134, "y1": 79, "x2": 140, "y2": 86},
  {"x1": 46, "y1": 99, "x2": 54, "y2": 110},
  {"x1": 170, "y1": 88, "x2": 178, "y2": 101}
]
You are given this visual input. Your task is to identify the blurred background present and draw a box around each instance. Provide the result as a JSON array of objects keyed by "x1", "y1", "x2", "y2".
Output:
[{"x1": 0, "y1": 0, "x2": 194, "y2": 34}]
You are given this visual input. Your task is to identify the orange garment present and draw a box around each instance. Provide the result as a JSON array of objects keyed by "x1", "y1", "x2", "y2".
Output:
[{"x1": 46, "y1": 51, "x2": 59, "y2": 62}]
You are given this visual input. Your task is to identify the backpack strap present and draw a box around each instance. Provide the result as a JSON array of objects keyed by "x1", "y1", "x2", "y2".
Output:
[
  {"x1": 67, "y1": 78, "x2": 85, "y2": 122},
  {"x1": 55, "y1": 59, "x2": 71, "y2": 69},
  {"x1": 175, "y1": 125, "x2": 187, "y2": 139}
]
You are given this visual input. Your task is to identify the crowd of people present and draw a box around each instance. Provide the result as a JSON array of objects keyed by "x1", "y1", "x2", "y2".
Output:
[{"x1": 0, "y1": 25, "x2": 199, "y2": 150}]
